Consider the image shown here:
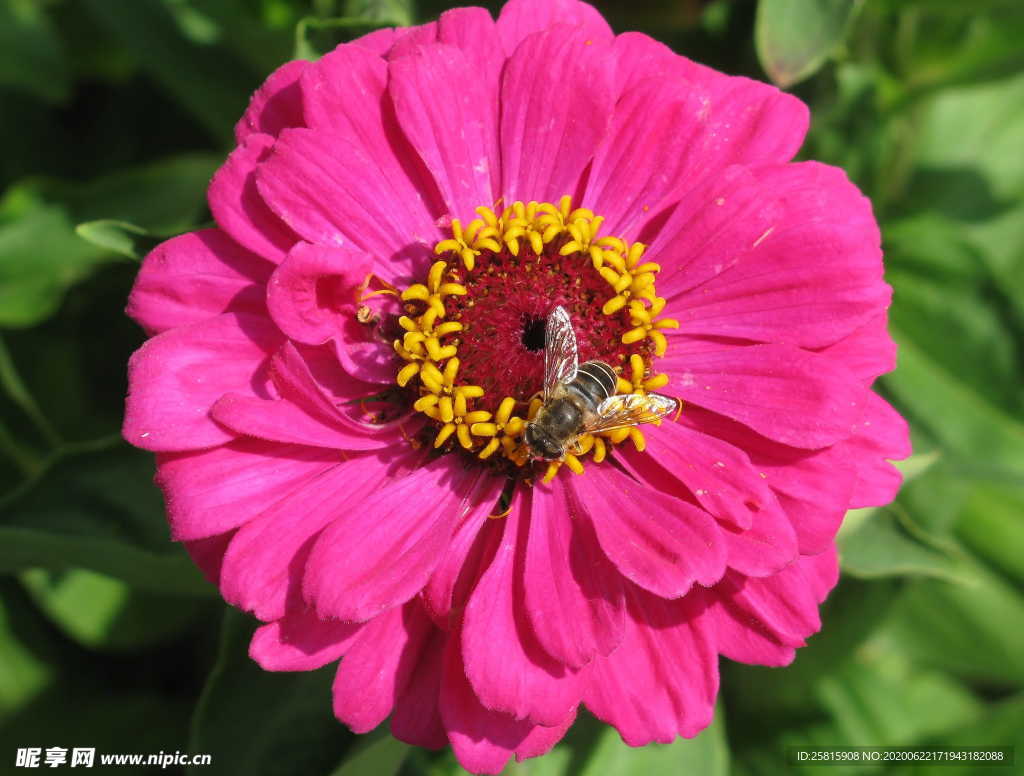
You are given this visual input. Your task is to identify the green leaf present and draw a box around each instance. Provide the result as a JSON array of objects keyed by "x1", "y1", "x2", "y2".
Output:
[
  {"x1": 0, "y1": 689, "x2": 191, "y2": 758},
  {"x1": 815, "y1": 656, "x2": 983, "y2": 747},
  {"x1": 75, "y1": 219, "x2": 159, "y2": 260},
  {"x1": 343, "y1": 0, "x2": 413, "y2": 26},
  {"x1": 0, "y1": 334, "x2": 60, "y2": 447},
  {"x1": 899, "y1": 70, "x2": 1024, "y2": 312},
  {"x1": 881, "y1": 563, "x2": 1024, "y2": 685},
  {"x1": 887, "y1": 269, "x2": 1021, "y2": 414},
  {"x1": 577, "y1": 709, "x2": 729, "y2": 776},
  {"x1": 723, "y1": 577, "x2": 902, "y2": 722},
  {"x1": 0, "y1": 198, "x2": 109, "y2": 329},
  {"x1": 883, "y1": 328, "x2": 1024, "y2": 482},
  {"x1": 956, "y1": 484, "x2": 1024, "y2": 585},
  {"x1": 329, "y1": 729, "x2": 408, "y2": 776},
  {"x1": 838, "y1": 505, "x2": 973, "y2": 584},
  {"x1": 0, "y1": 154, "x2": 217, "y2": 328},
  {"x1": 293, "y1": 15, "x2": 390, "y2": 61},
  {"x1": 908, "y1": 694, "x2": 1024, "y2": 776},
  {"x1": 81, "y1": 0, "x2": 261, "y2": 144},
  {"x1": 20, "y1": 568, "x2": 209, "y2": 652},
  {"x1": 0, "y1": 592, "x2": 53, "y2": 717},
  {"x1": 896, "y1": 457, "x2": 972, "y2": 538},
  {"x1": 172, "y1": 0, "x2": 297, "y2": 74},
  {"x1": 755, "y1": 0, "x2": 858, "y2": 88},
  {"x1": 406, "y1": 708, "x2": 728, "y2": 776},
  {"x1": 0, "y1": 0, "x2": 70, "y2": 102},
  {"x1": 0, "y1": 440, "x2": 214, "y2": 596},
  {"x1": 837, "y1": 453, "x2": 975, "y2": 583},
  {"x1": 189, "y1": 608, "x2": 351, "y2": 775},
  {"x1": 63, "y1": 153, "x2": 221, "y2": 235}
]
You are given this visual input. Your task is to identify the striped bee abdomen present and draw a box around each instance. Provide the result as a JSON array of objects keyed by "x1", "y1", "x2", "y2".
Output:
[{"x1": 567, "y1": 361, "x2": 616, "y2": 406}]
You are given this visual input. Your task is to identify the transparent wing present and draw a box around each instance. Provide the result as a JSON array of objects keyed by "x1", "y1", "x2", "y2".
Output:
[
  {"x1": 542, "y1": 305, "x2": 578, "y2": 400},
  {"x1": 582, "y1": 392, "x2": 680, "y2": 435}
]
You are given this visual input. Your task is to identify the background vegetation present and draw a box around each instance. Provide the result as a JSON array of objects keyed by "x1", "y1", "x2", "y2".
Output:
[{"x1": 1, "y1": 0, "x2": 1022, "y2": 773}]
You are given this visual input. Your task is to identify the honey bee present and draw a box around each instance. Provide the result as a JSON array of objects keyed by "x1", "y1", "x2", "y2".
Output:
[{"x1": 523, "y1": 306, "x2": 679, "y2": 461}]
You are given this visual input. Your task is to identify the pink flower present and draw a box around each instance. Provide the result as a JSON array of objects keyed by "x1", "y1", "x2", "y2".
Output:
[{"x1": 123, "y1": 0, "x2": 910, "y2": 772}]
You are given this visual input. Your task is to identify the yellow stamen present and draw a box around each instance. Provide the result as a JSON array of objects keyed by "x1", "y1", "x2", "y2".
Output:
[{"x1": 395, "y1": 195, "x2": 678, "y2": 473}]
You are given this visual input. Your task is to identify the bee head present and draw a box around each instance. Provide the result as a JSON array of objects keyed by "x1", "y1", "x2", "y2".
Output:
[{"x1": 523, "y1": 423, "x2": 565, "y2": 461}]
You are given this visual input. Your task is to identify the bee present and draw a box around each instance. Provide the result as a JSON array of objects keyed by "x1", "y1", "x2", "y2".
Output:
[{"x1": 523, "y1": 306, "x2": 680, "y2": 461}]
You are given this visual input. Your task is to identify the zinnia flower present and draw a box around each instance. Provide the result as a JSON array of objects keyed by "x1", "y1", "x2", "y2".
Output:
[{"x1": 123, "y1": 0, "x2": 910, "y2": 771}]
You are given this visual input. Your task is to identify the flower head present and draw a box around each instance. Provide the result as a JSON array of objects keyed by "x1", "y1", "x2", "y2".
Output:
[{"x1": 123, "y1": 0, "x2": 910, "y2": 772}]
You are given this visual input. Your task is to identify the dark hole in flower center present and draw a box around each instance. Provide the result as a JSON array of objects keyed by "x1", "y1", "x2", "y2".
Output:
[{"x1": 520, "y1": 314, "x2": 547, "y2": 352}]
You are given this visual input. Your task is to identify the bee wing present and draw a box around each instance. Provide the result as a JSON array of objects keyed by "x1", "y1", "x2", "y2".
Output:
[
  {"x1": 582, "y1": 392, "x2": 680, "y2": 435},
  {"x1": 542, "y1": 305, "x2": 578, "y2": 401}
]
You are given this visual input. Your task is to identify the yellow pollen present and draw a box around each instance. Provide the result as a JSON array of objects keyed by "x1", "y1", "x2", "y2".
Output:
[
  {"x1": 621, "y1": 298, "x2": 679, "y2": 357},
  {"x1": 396, "y1": 196, "x2": 680, "y2": 481}
]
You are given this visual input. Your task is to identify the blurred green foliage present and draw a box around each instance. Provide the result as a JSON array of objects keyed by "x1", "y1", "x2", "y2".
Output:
[{"x1": 1, "y1": 0, "x2": 1022, "y2": 773}]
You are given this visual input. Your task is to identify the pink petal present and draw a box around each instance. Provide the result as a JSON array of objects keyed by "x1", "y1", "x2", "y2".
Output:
[
  {"x1": 462, "y1": 503, "x2": 584, "y2": 726},
  {"x1": 208, "y1": 133, "x2": 300, "y2": 264},
  {"x1": 611, "y1": 32, "x2": 673, "y2": 96},
  {"x1": 805, "y1": 546, "x2": 840, "y2": 602},
  {"x1": 583, "y1": 78, "x2": 715, "y2": 238},
  {"x1": 157, "y1": 439, "x2": 338, "y2": 540},
  {"x1": 660, "y1": 341, "x2": 867, "y2": 449},
  {"x1": 673, "y1": 162, "x2": 889, "y2": 348},
  {"x1": 522, "y1": 483, "x2": 623, "y2": 669},
  {"x1": 421, "y1": 480, "x2": 505, "y2": 625},
  {"x1": 270, "y1": 43, "x2": 441, "y2": 271},
  {"x1": 210, "y1": 342, "x2": 399, "y2": 450},
  {"x1": 333, "y1": 602, "x2": 435, "y2": 733},
  {"x1": 621, "y1": 420, "x2": 777, "y2": 531},
  {"x1": 211, "y1": 392, "x2": 395, "y2": 450},
  {"x1": 300, "y1": 43, "x2": 389, "y2": 137},
  {"x1": 682, "y1": 72, "x2": 808, "y2": 171},
  {"x1": 123, "y1": 312, "x2": 281, "y2": 452},
  {"x1": 584, "y1": 585, "x2": 718, "y2": 745},
  {"x1": 612, "y1": 32, "x2": 807, "y2": 164},
  {"x1": 440, "y1": 634, "x2": 533, "y2": 775},
  {"x1": 434, "y1": 7, "x2": 504, "y2": 195},
  {"x1": 249, "y1": 606, "x2": 364, "y2": 671},
  {"x1": 234, "y1": 59, "x2": 307, "y2": 143},
  {"x1": 773, "y1": 453, "x2": 853, "y2": 555},
  {"x1": 388, "y1": 44, "x2": 496, "y2": 220},
  {"x1": 713, "y1": 565, "x2": 821, "y2": 649},
  {"x1": 183, "y1": 530, "x2": 233, "y2": 587},
  {"x1": 567, "y1": 464, "x2": 725, "y2": 599},
  {"x1": 387, "y1": 8, "x2": 503, "y2": 197},
  {"x1": 497, "y1": 0, "x2": 613, "y2": 55},
  {"x1": 499, "y1": 27, "x2": 614, "y2": 204},
  {"x1": 257, "y1": 125, "x2": 439, "y2": 277},
  {"x1": 391, "y1": 625, "x2": 448, "y2": 749},
  {"x1": 334, "y1": 306, "x2": 405, "y2": 386},
  {"x1": 265, "y1": 241, "x2": 372, "y2": 346},
  {"x1": 845, "y1": 391, "x2": 911, "y2": 508},
  {"x1": 710, "y1": 549, "x2": 839, "y2": 667},
  {"x1": 303, "y1": 460, "x2": 498, "y2": 621},
  {"x1": 703, "y1": 592, "x2": 795, "y2": 667},
  {"x1": 127, "y1": 229, "x2": 271, "y2": 335},
  {"x1": 514, "y1": 712, "x2": 576, "y2": 762},
  {"x1": 822, "y1": 313, "x2": 897, "y2": 385},
  {"x1": 219, "y1": 450, "x2": 414, "y2": 621},
  {"x1": 619, "y1": 424, "x2": 798, "y2": 576},
  {"x1": 719, "y1": 494, "x2": 799, "y2": 578},
  {"x1": 351, "y1": 27, "x2": 398, "y2": 56},
  {"x1": 682, "y1": 406, "x2": 857, "y2": 555},
  {"x1": 642, "y1": 165, "x2": 781, "y2": 297},
  {"x1": 387, "y1": 22, "x2": 438, "y2": 59}
]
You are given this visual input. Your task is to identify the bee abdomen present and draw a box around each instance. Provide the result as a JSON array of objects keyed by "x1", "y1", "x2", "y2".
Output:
[{"x1": 569, "y1": 361, "x2": 616, "y2": 405}]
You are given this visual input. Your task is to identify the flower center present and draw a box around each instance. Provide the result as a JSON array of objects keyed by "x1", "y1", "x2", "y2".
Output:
[{"x1": 392, "y1": 197, "x2": 679, "y2": 483}]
